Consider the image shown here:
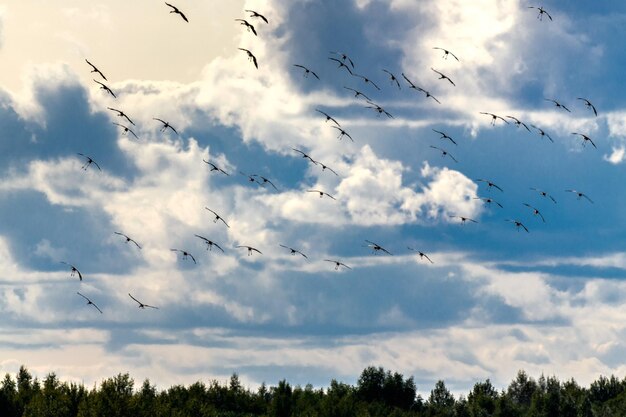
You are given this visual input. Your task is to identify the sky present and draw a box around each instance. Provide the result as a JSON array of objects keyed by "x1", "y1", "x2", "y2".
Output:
[{"x1": 2, "y1": 0, "x2": 626, "y2": 397}]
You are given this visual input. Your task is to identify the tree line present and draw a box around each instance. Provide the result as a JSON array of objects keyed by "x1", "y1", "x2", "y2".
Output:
[{"x1": 2, "y1": 365, "x2": 626, "y2": 416}]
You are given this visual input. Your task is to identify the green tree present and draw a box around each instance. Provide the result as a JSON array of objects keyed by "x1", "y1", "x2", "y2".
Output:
[{"x1": 467, "y1": 379, "x2": 498, "y2": 417}]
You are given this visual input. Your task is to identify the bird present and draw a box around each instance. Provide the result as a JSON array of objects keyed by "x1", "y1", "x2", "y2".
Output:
[
  {"x1": 61, "y1": 262, "x2": 83, "y2": 281},
  {"x1": 279, "y1": 244, "x2": 308, "y2": 258},
  {"x1": 315, "y1": 109, "x2": 340, "y2": 126},
  {"x1": 202, "y1": 159, "x2": 229, "y2": 175},
  {"x1": 565, "y1": 189, "x2": 594, "y2": 203},
  {"x1": 522, "y1": 203, "x2": 546, "y2": 222},
  {"x1": 236, "y1": 245, "x2": 263, "y2": 256},
  {"x1": 474, "y1": 197, "x2": 503, "y2": 208},
  {"x1": 480, "y1": 112, "x2": 509, "y2": 126},
  {"x1": 505, "y1": 116, "x2": 531, "y2": 131},
  {"x1": 407, "y1": 247, "x2": 434, "y2": 263},
  {"x1": 401, "y1": 73, "x2": 441, "y2": 103},
  {"x1": 235, "y1": 19, "x2": 257, "y2": 36},
  {"x1": 432, "y1": 129, "x2": 457, "y2": 145},
  {"x1": 328, "y1": 57, "x2": 353, "y2": 75},
  {"x1": 107, "y1": 107, "x2": 135, "y2": 125},
  {"x1": 165, "y1": 2, "x2": 188, "y2": 22},
  {"x1": 577, "y1": 97, "x2": 597, "y2": 116},
  {"x1": 251, "y1": 174, "x2": 278, "y2": 190},
  {"x1": 128, "y1": 293, "x2": 158, "y2": 309},
  {"x1": 114, "y1": 232, "x2": 141, "y2": 249},
  {"x1": 195, "y1": 235, "x2": 225, "y2": 253},
  {"x1": 153, "y1": 118, "x2": 178, "y2": 134},
  {"x1": 239, "y1": 48, "x2": 258, "y2": 69},
  {"x1": 113, "y1": 123, "x2": 138, "y2": 139},
  {"x1": 205, "y1": 207, "x2": 230, "y2": 228},
  {"x1": 530, "y1": 187, "x2": 557, "y2": 203},
  {"x1": 292, "y1": 148, "x2": 317, "y2": 164},
  {"x1": 382, "y1": 69, "x2": 401, "y2": 89},
  {"x1": 430, "y1": 146, "x2": 458, "y2": 163},
  {"x1": 353, "y1": 73, "x2": 381, "y2": 90},
  {"x1": 431, "y1": 68, "x2": 455, "y2": 86},
  {"x1": 506, "y1": 219, "x2": 529, "y2": 232},
  {"x1": 240, "y1": 171, "x2": 262, "y2": 186},
  {"x1": 77, "y1": 292, "x2": 103, "y2": 314},
  {"x1": 528, "y1": 6, "x2": 552, "y2": 21},
  {"x1": 85, "y1": 59, "x2": 107, "y2": 81},
  {"x1": 449, "y1": 215, "x2": 478, "y2": 225},
  {"x1": 293, "y1": 64, "x2": 320, "y2": 80},
  {"x1": 332, "y1": 126, "x2": 354, "y2": 142},
  {"x1": 433, "y1": 47, "x2": 460, "y2": 61},
  {"x1": 329, "y1": 51, "x2": 355, "y2": 68},
  {"x1": 324, "y1": 259, "x2": 351, "y2": 270},
  {"x1": 476, "y1": 179, "x2": 503, "y2": 192},
  {"x1": 343, "y1": 86, "x2": 371, "y2": 101},
  {"x1": 545, "y1": 98, "x2": 571, "y2": 112},
  {"x1": 365, "y1": 240, "x2": 392, "y2": 255},
  {"x1": 171, "y1": 249, "x2": 196, "y2": 264},
  {"x1": 245, "y1": 9, "x2": 268, "y2": 24},
  {"x1": 77, "y1": 153, "x2": 101, "y2": 171},
  {"x1": 307, "y1": 189, "x2": 336, "y2": 200},
  {"x1": 530, "y1": 125, "x2": 554, "y2": 142},
  {"x1": 93, "y1": 79, "x2": 116, "y2": 98},
  {"x1": 571, "y1": 132, "x2": 597, "y2": 149},
  {"x1": 365, "y1": 100, "x2": 393, "y2": 118},
  {"x1": 316, "y1": 162, "x2": 338, "y2": 176}
]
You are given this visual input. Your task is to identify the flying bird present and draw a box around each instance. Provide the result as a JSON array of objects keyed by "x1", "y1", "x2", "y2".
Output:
[
  {"x1": 165, "y1": 2, "x2": 188, "y2": 22},
  {"x1": 431, "y1": 68, "x2": 455, "y2": 86},
  {"x1": 365, "y1": 100, "x2": 393, "y2": 118},
  {"x1": 449, "y1": 215, "x2": 478, "y2": 225},
  {"x1": 433, "y1": 47, "x2": 460, "y2": 61},
  {"x1": 315, "y1": 109, "x2": 340, "y2": 126},
  {"x1": 114, "y1": 232, "x2": 142, "y2": 249},
  {"x1": 474, "y1": 197, "x2": 503, "y2": 208},
  {"x1": 77, "y1": 292, "x2": 103, "y2": 314},
  {"x1": 577, "y1": 97, "x2": 597, "y2": 116},
  {"x1": 153, "y1": 118, "x2": 178, "y2": 134},
  {"x1": 528, "y1": 6, "x2": 552, "y2": 21},
  {"x1": 93, "y1": 79, "x2": 116, "y2": 98},
  {"x1": 171, "y1": 249, "x2": 196, "y2": 264},
  {"x1": 401, "y1": 73, "x2": 441, "y2": 103},
  {"x1": 61, "y1": 262, "x2": 83, "y2": 281},
  {"x1": 329, "y1": 51, "x2": 355, "y2": 68},
  {"x1": 128, "y1": 293, "x2": 158, "y2": 309},
  {"x1": 545, "y1": 98, "x2": 571, "y2": 112},
  {"x1": 317, "y1": 162, "x2": 338, "y2": 176},
  {"x1": 107, "y1": 107, "x2": 135, "y2": 125},
  {"x1": 113, "y1": 123, "x2": 138, "y2": 139},
  {"x1": 85, "y1": 59, "x2": 107, "y2": 81},
  {"x1": 565, "y1": 189, "x2": 594, "y2": 203},
  {"x1": 343, "y1": 86, "x2": 371, "y2": 101},
  {"x1": 293, "y1": 64, "x2": 320, "y2": 80},
  {"x1": 279, "y1": 244, "x2": 308, "y2": 258},
  {"x1": 430, "y1": 146, "x2": 458, "y2": 163},
  {"x1": 240, "y1": 171, "x2": 262, "y2": 185},
  {"x1": 407, "y1": 247, "x2": 433, "y2": 263},
  {"x1": 292, "y1": 148, "x2": 317, "y2": 164},
  {"x1": 245, "y1": 9, "x2": 268, "y2": 24},
  {"x1": 239, "y1": 48, "x2": 258, "y2": 69},
  {"x1": 365, "y1": 240, "x2": 392, "y2": 255},
  {"x1": 235, "y1": 19, "x2": 257, "y2": 36},
  {"x1": 328, "y1": 57, "x2": 353, "y2": 75},
  {"x1": 432, "y1": 129, "x2": 457, "y2": 145},
  {"x1": 202, "y1": 159, "x2": 229, "y2": 175},
  {"x1": 530, "y1": 187, "x2": 557, "y2": 203},
  {"x1": 236, "y1": 245, "x2": 263, "y2": 256},
  {"x1": 205, "y1": 207, "x2": 230, "y2": 228},
  {"x1": 506, "y1": 219, "x2": 529, "y2": 233},
  {"x1": 480, "y1": 112, "x2": 509, "y2": 126},
  {"x1": 522, "y1": 203, "x2": 546, "y2": 222},
  {"x1": 332, "y1": 126, "x2": 354, "y2": 142},
  {"x1": 77, "y1": 153, "x2": 101, "y2": 171},
  {"x1": 476, "y1": 179, "x2": 503, "y2": 192},
  {"x1": 571, "y1": 132, "x2": 597, "y2": 149},
  {"x1": 324, "y1": 259, "x2": 351, "y2": 270},
  {"x1": 505, "y1": 116, "x2": 531, "y2": 131},
  {"x1": 251, "y1": 174, "x2": 278, "y2": 190},
  {"x1": 307, "y1": 189, "x2": 336, "y2": 200},
  {"x1": 530, "y1": 124, "x2": 554, "y2": 142},
  {"x1": 353, "y1": 73, "x2": 381, "y2": 90},
  {"x1": 195, "y1": 235, "x2": 225, "y2": 253},
  {"x1": 382, "y1": 69, "x2": 401, "y2": 89}
]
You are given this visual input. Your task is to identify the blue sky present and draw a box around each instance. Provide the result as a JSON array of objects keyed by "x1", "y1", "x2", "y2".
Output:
[{"x1": 2, "y1": 0, "x2": 626, "y2": 396}]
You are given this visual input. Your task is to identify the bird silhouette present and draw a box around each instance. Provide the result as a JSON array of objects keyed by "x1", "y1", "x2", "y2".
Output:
[
  {"x1": 85, "y1": 59, "x2": 107, "y2": 81},
  {"x1": 153, "y1": 118, "x2": 178, "y2": 134},
  {"x1": 528, "y1": 6, "x2": 552, "y2": 21},
  {"x1": 108, "y1": 107, "x2": 135, "y2": 125},
  {"x1": 449, "y1": 215, "x2": 478, "y2": 225},
  {"x1": 433, "y1": 47, "x2": 460, "y2": 61},
  {"x1": 324, "y1": 259, "x2": 351, "y2": 270},
  {"x1": 571, "y1": 132, "x2": 597, "y2": 149},
  {"x1": 430, "y1": 146, "x2": 458, "y2": 163},
  {"x1": 293, "y1": 64, "x2": 320, "y2": 80},
  {"x1": 251, "y1": 174, "x2": 278, "y2": 190},
  {"x1": 165, "y1": 2, "x2": 188, "y2": 22},
  {"x1": 61, "y1": 262, "x2": 83, "y2": 281},
  {"x1": 328, "y1": 57, "x2": 353, "y2": 75},
  {"x1": 331, "y1": 126, "x2": 354, "y2": 142},
  {"x1": 114, "y1": 232, "x2": 141, "y2": 249},
  {"x1": 77, "y1": 292, "x2": 103, "y2": 314},
  {"x1": 205, "y1": 207, "x2": 230, "y2": 228},
  {"x1": 565, "y1": 189, "x2": 593, "y2": 203},
  {"x1": 474, "y1": 197, "x2": 503, "y2": 208},
  {"x1": 530, "y1": 187, "x2": 557, "y2": 203},
  {"x1": 365, "y1": 240, "x2": 392, "y2": 255},
  {"x1": 530, "y1": 125, "x2": 554, "y2": 142},
  {"x1": 365, "y1": 100, "x2": 393, "y2": 118},
  {"x1": 577, "y1": 97, "x2": 597, "y2": 116},
  {"x1": 480, "y1": 112, "x2": 509, "y2": 126},
  {"x1": 407, "y1": 247, "x2": 434, "y2": 263},
  {"x1": 316, "y1": 162, "x2": 338, "y2": 176},
  {"x1": 279, "y1": 244, "x2": 308, "y2": 258},
  {"x1": 522, "y1": 203, "x2": 545, "y2": 222},
  {"x1": 77, "y1": 153, "x2": 101, "y2": 171},
  {"x1": 93, "y1": 79, "x2": 116, "y2": 98},
  {"x1": 545, "y1": 98, "x2": 570, "y2": 112},
  {"x1": 171, "y1": 249, "x2": 196, "y2": 264},
  {"x1": 329, "y1": 51, "x2": 355, "y2": 68},
  {"x1": 202, "y1": 159, "x2": 229, "y2": 175},
  {"x1": 506, "y1": 219, "x2": 529, "y2": 232},
  {"x1": 113, "y1": 123, "x2": 138, "y2": 139},
  {"x1": 195, "y1": 235, "x2": 225, "y2": 253},
  {"x1": 292, "y1": 148, "x2": 317, "y2": 164},
  {"x1": 307, "y1": 189, "x2": 336, "y2": 200},
  {"x1": 431, "y1": 68, "x2": 455, "y2": 86},
  {"x1": 353, "y1": 73, "x2": 381, "y2": 90},
  {"x1": 245, "y1": 9, "x2": 268, "y2": 24},
  {"x1": 505, "y1": 116, "x2": 531, "y2": 131},
  {"x1": 236, "y1": 245, "x2": 262, "y2": 256},
  {"x1": 128, "y1": 293, "x2": 158, "y2": 309},
  {"x1": 315, "y1": 109, "x2": 340, "y2": 126},
  {"x1": 235, "y1": 19, "x2": 257, "y2": 36},
  {"x1": 382, "y1": 69, "x2": 401, "y2": 89},
  {"x1": 401, "y1": 73, "x2": 441, "y2": 103},
  {"x1": 432, "y1": 129, "x2": 457, "y2": 145},
  {"x1": 343, "y1": 86, "x2": 371, "y2": 101},
  {"x1": 239, "y1": 48, "x2": 258, "y2": 69},
  {"x1": 476, "y1": 179, "x2": 503, "y2": 192},
  {"x1": 240, "y1": 171, "x2": 262, "y2": 186}
]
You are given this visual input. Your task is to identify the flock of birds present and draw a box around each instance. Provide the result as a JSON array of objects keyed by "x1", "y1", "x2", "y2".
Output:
[{"x1": 61, "y1": 3, "x2": 597, "y2": 315}]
